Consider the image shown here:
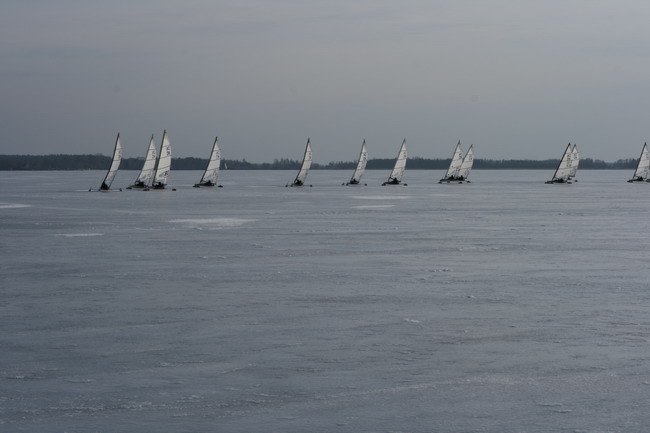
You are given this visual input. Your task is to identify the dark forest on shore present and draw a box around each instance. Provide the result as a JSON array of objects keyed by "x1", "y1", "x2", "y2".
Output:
[{"x1": 0, "y1": 154, "x2": 637, "y2": 171}]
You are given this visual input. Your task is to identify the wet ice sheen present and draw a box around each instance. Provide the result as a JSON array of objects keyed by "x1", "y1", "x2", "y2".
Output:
[{"x1": 1, "y1": 169, "x2": 650, "y2": 433}]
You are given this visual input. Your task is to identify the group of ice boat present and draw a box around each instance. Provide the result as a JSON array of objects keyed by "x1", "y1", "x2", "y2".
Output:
[
  {"x1": 96, "y1": 131, "x2": 222, "y2": 191},
  {"x1": 545, "y1": 143, "x2": 580, "y2": 184},
  {"x1": 125, "y1": 131, "x2": 172, "y2": 191},
  {"x1": 285, "y1": 138, "x2": 409, "y2": 187},
  {"x1": 543, "y1": 141, "x2": 650, "y2": 184},
  {"x1": 96, "y1": 134, "x2": 650, "y2": 190},
  {"x1": 438, "y1": 141, "x2": 474, "y2": 184}
]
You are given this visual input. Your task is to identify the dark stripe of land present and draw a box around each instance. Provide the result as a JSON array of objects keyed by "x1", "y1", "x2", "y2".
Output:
[{"x1": 0, "y1": 154, "x2": 637, "y2": 170}]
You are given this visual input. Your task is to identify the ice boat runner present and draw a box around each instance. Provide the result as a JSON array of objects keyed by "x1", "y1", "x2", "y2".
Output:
[
  {"x1": 628, "y1": 142, "x2": 649, "y2": 183},
  {"x1": 439, "y1": 140, "x2": 466, "y2": 183},
  {"x1": 194, "y1": 137, "x2": 222, "y2": 187},
  {"x1": 345, "y1": 140, "x2": 368, "y2": 186},
  {"x1": 545, "y1": 143, "x2": 573, "y2": 184},
  {"x1": 98, "y1": 133, "x2": 122, "y2": 191},
  {"x1": 127, "y1": 134, "x2": 157, "y2": 189},
  {"x1": 568, "y1": 144, "x2": 579, "y2": 181},
  {"x1": 150, "y1": 130, "x2": 172, "y2": 190},
  {"x1": 287, "y1": 139, "x2": 313, "y2": 187},
  {"x1": 382, "y1": 139, "x2": 407, "y2": 186}
]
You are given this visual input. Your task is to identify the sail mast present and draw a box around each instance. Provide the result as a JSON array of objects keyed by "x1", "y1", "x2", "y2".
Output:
[
  {"x1": 129, "y1": 134, "x2": 157, "y2": 188},
  {"x1": 551, "y1": 143, "x2": 572, "y2": 181},
  {"x1": 198, "y1": 136, "x2": 220, "y2": 185},
  {"x1": 457, "y1": 144, "x2": 474, "y2": 180},
  {"x1": 387, "y1": 139, "x2": 407, "y2": 183},
  {"x1": 152, "y1": 130, "x2": 171, "y2": 188},
  {"x1": 292, "y1": 138, "x2": 312, "y2": 185},
  {"x1": 445, "y1": 141, "x2": 464, "y2": 179},
  {"x1": 348, "y1": 139, "x2": 368, "y2": 184},
  {"x1": 100, "y1": 133, "x2": 122, "y2": 190},
  {"x1": 630, "y1": 142, "x2": 649, "y2": 181}
]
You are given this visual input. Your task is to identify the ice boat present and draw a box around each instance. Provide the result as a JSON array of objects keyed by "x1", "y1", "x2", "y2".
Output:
[
  {"x1": 194, "y1": 137, "x2": 222, "y2": 187},
  {"x1": 127, "y1": 135, "x2": 157, "y2": 189},
  {"x1": 345, "y1": 140, "x2": 368, "y2": 186},
  {"x1": 456, "y1": 144, "x2": 474, "y2": 183},
  {"x1": 382, "y1": 139, "x2": 407, "y2": 186},
  {"x1": 545, "y1": 143, "x2": 573, "y2": 184},
  {"x1": 98, "y1": 133, "x2": 122, "y2": 191},
  {"x1": 439, "y1": 141, "x2": 464, "y2": 183},
  {"x1": 288, "y1": 139, "x2": 313, "y2": 187},
  {"x1": 150, "y1": 130, "x2": 171, "y2": 190},
  {"x1": 568, "y1": 144, "x2": 579, "y2": 181},
  {"x1": 628, "y1": 142, "x2": 649, "y2": 183}
]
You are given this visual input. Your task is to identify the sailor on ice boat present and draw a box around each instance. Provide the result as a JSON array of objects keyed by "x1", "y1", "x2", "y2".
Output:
[
  {"x1": 194, "y1": 137, "x2": 222, "y2": 187},
  {"x1": 545, "y1": 143, "x2": 574, "y2": 184},
  {"x1": 439, "y1": 141, "x2": 474, "y2": 183},
  {"x1": 149, "y1": 130, "x2": 172, "y2": 190},
  {"x1": 344, "y1": 140, "x2": 368, "y2": 186},
  {"x1": 127, "y1": 134, "x2": 157, "y2": 189},
  {"x1": 627, "y1": 142, "x2": 649, "y2": 183},
  {"x1": 382, "y1": 139, "x2": 407, "y2": 186},
  {"x1": 568, "y1": 143, "x2": 579, "y2": 182},
  {"x1": 287, "y1": 139, "x2": 313, "y2": 187},
  {"x1": 96, "y1": 133, "x2": 122, "y2": 191}
]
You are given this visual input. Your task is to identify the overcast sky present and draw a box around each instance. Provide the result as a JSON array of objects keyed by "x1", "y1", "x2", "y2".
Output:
[{"x1": 2, "y1": 0, "x2": 650, "y2": 162}]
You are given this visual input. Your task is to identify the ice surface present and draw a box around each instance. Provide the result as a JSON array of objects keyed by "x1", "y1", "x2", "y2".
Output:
[{"x1": 1, "y1": 169, "x2": 650, "y2": 432}]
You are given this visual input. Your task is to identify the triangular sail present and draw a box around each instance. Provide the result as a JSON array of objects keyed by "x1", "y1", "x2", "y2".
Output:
[
  {"x1": 443, "y1": 141, "x2": 464, "y2": 179},
  {"x1": 100, "y1": 133, "x2": 122, "y2": 190},
  {"x1": 152, "y1": 130, "x2": 171, "y2": 188},
  {"x1": 456, "y1": 144, "x2": 474, "y2": 180},
  {"x1": 197, "y1": 137, "x2": 221, "y2": 186},
  {"x1": 387, "y1": 139, "x2": 407, "y2": 182},
  {"x1": 550, "y1": 143, "x2": 573, "y2": 182},
  {"x1": 348, "y1": 140, "x2": 368, "y2": 184},
  {"x1": 293, "y1": 139, "x2": 312, "y2": 185},
  {"x1": 631, "y1": 142, "x2": 649, "y2": 180},
  {"x1": 131, "y1": 135, "x2": 157, "y2": 188},
  {"x1": 569, "y1": 144, "x2": 579, "y2": 177}
]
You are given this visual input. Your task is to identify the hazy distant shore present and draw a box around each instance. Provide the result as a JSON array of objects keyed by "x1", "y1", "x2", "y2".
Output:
[{"x1": 0, "y1": 155, "x2": 637, "y2": 171}]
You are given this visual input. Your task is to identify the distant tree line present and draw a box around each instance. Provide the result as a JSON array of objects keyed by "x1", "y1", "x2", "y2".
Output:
[{"x1": 0, "y1": 154, "x2": 637, "y2": 170}]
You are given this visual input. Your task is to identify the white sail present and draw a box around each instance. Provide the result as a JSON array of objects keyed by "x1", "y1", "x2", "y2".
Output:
[
  {"x1": 549, "y1": 143, "x2": 573, "y2": 182},
  {"x1": 348, "y1": 140, "x2": 368, "y2": 184},
  {"x1": 131, "y1": 135, "x2": 157, "y2": 188},
  {"x1": 569, "y1": 144, "x2": 579, "y2": 177},
  {"x1": 631, "y1": 142, "x2": 649, "y2": 181},
  {"x1": 386, "y1": 139, "x2": 407, "y2": 183},
  {"x1": 292, "y1": 139, "x2": 312, "y2": 185},
  {"x1": 100, "y1": 133, "x2": 122, "y2": 190},
  {"x1": 152, "y1": 130, "x2": 171, "y2": 188},
  {"x1": 456, "y1": 144, "x2": 474, "y2": 180},
  {"x1": 443, "y1": 141, "x2": 464, "y2": 179},
  {"x1": 196, "y1": 137, "x2": 221, "y2": 186}
]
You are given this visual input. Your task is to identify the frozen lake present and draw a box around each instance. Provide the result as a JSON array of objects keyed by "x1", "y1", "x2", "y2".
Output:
[{"x1": 2, "y1": 169, "x2": 650, "y2": 432}]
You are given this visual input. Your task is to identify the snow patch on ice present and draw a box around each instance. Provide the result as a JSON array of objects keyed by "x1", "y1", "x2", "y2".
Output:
[
  {"x1": 0, "y1": 202, "x2": 31, "y2": 209},
  {"x1": 55, "y1": 233, "x2": 104, "y2": 237},
  {"x1": 353, "y1": 205, "x2": 395, "y2": 210},
  {"x1": 353, "y1": 196, "x2": 412, "y2": 200},
  {"x1": 170, "y1": 218, "x2": 255, "y2": 229}
]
